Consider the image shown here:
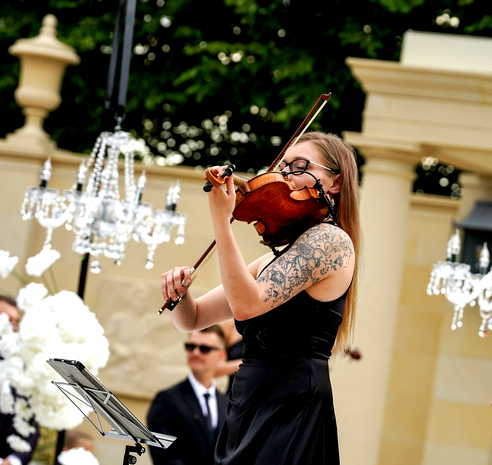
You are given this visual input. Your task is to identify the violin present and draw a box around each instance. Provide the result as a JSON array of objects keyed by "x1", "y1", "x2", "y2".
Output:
[
  {"x1": 204, "y1": 167, "x2": 330, "y2": 247},
  {"x1": 158, "y1": 93, "x2": 332, "y2": 314}
]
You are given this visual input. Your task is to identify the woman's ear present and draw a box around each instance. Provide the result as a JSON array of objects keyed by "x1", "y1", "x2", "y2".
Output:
[{"x1": 326, "y1": 174, "x2": 342, "y2": 194}]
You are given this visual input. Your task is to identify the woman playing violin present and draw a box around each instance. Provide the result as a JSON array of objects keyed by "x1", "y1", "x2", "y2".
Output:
[{"x1": 160, "y1": 131, "x2": 360, "y2": 465}]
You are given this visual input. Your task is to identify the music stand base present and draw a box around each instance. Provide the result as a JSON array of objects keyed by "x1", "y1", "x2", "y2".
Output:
[{"x1": 123, "y1": 443, "x2": 145, "y2": 465}]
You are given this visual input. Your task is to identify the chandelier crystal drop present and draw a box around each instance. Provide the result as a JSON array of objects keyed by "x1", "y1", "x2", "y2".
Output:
[
  {"x1": 21, "y1": 130, "x2": 187, "y2": 273},
  {"x1": 21, "y1": 159, "x2": 70, "y2": 249},
  {"x1": 427, "y1": 229, "x2": 492, "y2": 337}
]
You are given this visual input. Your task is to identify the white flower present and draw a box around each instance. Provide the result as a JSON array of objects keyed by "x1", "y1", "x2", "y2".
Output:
[
  {"x1": 1, "y1": 357, "x2": 25, "y2": 387},
  {"x1": 2, "y1": 285, "x2": 109, "y2": 432},
  {"x1": 0, "y1": 381, "x2": 15, "y2": 414},
  {"x1": 14, "y1": 397, "x2": 34, "y2": 421},
  {"x1": 10, "y1": 289, "x2": 110, "y2": 430},
  {"x1": 25, "y1": 246, "x2": 60, "y2": 277},
  {"x1": 0, "y1": 313, "x2": 21, "y2": 359},
  {"x1": 58, "y1": 448, "x2": 100, "y2": 465},
  {"x1": 13, "y1": 413, "x2": 36, "y2": 437},
  {"x1": 0, "y1": 250, "x2": 19, "y2": 278},
  {"x1": 16, "y1": 283, "x2": 48, "y2": 312},
  {"x1": 0, "y1": 332, "x2": 21, "y2": 359},
  {"x1": 7, "y1": 434, "x2": 31, "y2": 453},
  {"x1": 30, "y1": 394, "x2": 86, "y2": 430}
]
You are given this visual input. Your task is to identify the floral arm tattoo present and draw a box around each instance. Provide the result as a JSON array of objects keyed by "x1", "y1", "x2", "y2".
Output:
[{"x1": 257, "y1": 224, "x2": 354, "y2": 306}]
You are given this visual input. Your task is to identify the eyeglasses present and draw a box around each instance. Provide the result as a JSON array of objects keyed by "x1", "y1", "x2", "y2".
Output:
[
  {"x1": 278, "y1": 158, "x2": 340, "y2": 175},
  {"x1": 184, "y1": 342, "x2": 221, "y2": 354}
]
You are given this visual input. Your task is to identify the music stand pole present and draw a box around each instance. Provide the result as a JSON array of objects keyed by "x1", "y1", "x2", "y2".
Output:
[{"x1": 123, "y1": 444, "x2": 145, "y2": 465}]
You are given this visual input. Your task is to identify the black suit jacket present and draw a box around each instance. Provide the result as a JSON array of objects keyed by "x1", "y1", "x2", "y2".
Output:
[{"x1": 147, "y1": 378, "x2": 226, "y2": 465}]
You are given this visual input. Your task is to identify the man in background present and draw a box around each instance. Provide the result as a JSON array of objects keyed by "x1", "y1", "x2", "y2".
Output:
[
  {"x1": 147, "y1": 326, "x2": 228, "y2": 465},
  {"x1": 0, "y1": 296, "x2": 39, "y2": 465},
  {"x1": 63, "y1": 430, "x2": 95, "y2": 453}
]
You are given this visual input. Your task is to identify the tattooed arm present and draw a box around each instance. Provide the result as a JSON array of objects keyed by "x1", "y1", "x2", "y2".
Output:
[
  {"x1": 257, "y1": 223, "x2": 354, "y2": 309},
  {"x1": 164, "y1": 172, "x2": 353, "y2": 328},
  {"x1": 212, "y1": 220, "x2": 354, "y2": 321}
]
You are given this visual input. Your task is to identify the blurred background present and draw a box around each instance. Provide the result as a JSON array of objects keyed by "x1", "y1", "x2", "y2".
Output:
[
  {"x1": 3, "y1": 0, "x2": 489, "y2": 193},
  {"x1": 1, "y1": 1, "x2": 491, "y2": 465}
]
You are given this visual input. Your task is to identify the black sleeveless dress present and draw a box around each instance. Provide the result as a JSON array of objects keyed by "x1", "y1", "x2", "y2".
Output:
[
  {"x1": 226, "y1": 340, "x2": 244, "y2": 393},
  {"x1": 215, "y1": 290, "x2": 345, "y2": 465}
]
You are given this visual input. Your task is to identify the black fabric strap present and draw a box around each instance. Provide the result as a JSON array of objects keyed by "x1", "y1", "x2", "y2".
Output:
[{"x1": 106, "y1": 0, "x2": 136, "y2": 118}]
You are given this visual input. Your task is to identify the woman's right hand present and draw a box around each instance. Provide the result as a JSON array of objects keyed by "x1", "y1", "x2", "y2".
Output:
[{"x1": 160, "y1": 266, "x2": 194, "y2": 304}]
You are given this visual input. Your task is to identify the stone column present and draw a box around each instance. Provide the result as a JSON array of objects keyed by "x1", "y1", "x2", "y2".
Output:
[
  {"x1": 419, "y1": 170, "x2": 492, "y2": 465},
  {"x1": 333, "y1": 136, "x2": 418, "y2": 465}
]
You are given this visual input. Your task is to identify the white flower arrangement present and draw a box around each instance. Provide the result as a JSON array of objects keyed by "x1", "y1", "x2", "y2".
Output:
[
  {"x1": 58, "y1": 447, "x2": 100, "y2": 465},
  {"x1": 0, "y1": 249, "x2": 111, "y2": 453}
]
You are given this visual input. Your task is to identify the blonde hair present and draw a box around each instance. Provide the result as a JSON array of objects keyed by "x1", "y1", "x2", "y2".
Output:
[{"x1": 298, "y1": 131, "x2": 360, "y2": 354}]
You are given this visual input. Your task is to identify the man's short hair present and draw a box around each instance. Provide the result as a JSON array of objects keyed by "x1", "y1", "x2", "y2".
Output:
[
  {"x1": 64, "y1": 429, "x2": 94, "y2": 449},
  {"x1": 0, "y1": 295, "x2": 17, "y2": 308},
  {"x1": 199, "y1": 325, "x2": 226, "y2": 348}
]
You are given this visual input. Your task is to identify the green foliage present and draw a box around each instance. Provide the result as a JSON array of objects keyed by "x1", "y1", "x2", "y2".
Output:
[
  {"x1": 465, "y1": 15, "x2": 492, "y2": 33},
  {"x1": 377, "y1": 0, "x2": 426, "y2": 14},
  {"x1": 0, "y1": 0, "x2": 490, "y2": 193}
]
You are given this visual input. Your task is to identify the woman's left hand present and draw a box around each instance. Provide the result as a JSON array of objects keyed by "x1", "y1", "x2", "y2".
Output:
[{"x1": 207, "y1": 170, "x2": 236, "y2": 224}]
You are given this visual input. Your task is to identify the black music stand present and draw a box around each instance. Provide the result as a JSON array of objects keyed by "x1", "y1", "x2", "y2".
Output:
[{"x1": 47, "y1": 358, "x2": 176, "y2": 465}]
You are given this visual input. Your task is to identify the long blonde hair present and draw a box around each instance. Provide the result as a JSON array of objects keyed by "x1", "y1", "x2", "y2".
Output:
[{"x1": 298, "y1": 132, "x2": 360, "y2": 353}]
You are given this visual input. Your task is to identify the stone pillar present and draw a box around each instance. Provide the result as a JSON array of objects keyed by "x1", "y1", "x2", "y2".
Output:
[
  {"x1": 6, "y1": 14, "x2": 79, "y2": 154},
  {"x1": 333, "y1": 136, "x2": 418, "y2": 465},
  {"x1": 420, "y1": 170, "x2": 492, "y2": 465}
]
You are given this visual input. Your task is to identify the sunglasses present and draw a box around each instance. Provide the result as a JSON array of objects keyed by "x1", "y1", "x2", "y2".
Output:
[
  {"x1": 278, "y1": 158, "x2": 340, "y2": 175},
  {"x1": 184, "y1": 342, "x2": 221, "y2": 354}
]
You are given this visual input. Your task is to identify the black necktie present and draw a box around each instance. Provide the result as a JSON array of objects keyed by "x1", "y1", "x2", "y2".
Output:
[{"x1": 203, "y1": 392, "x2": 214, "y2": 436}]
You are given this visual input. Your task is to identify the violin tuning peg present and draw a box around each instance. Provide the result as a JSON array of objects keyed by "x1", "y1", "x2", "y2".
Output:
[{"x1": 224, "y1": 164, "x2": 236, "y2": 176}]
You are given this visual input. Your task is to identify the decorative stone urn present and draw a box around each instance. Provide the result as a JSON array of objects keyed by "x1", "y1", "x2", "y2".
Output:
[{"x1": 7, "y1": 14, "x2": 79, "y2": 153}]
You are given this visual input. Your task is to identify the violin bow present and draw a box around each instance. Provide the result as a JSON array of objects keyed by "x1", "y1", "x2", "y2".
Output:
[
  {"x1": 269, "y1": 93, "x2": 331, "y2": 172},
  {"x1": 158, "y1": 92, "x2": 331, "y2": 314}
]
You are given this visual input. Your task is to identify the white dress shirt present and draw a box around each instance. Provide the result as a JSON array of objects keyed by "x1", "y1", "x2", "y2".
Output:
[{"x1": 187, "y1": 373, "x2": 219, "y2": 428}]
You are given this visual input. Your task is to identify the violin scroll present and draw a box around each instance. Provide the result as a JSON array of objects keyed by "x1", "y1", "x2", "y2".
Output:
[{"x1": 203, "y1": 164, "x2": 236, "y2": 192}]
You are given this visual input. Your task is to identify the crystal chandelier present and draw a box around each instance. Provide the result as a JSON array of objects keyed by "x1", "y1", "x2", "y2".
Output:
[
  {"x1": 427, "y1": 229, "x2": 492, "y2": 337},
  {"x1": 21, "y1": 130, "x2": 186, "y2": 274}
]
